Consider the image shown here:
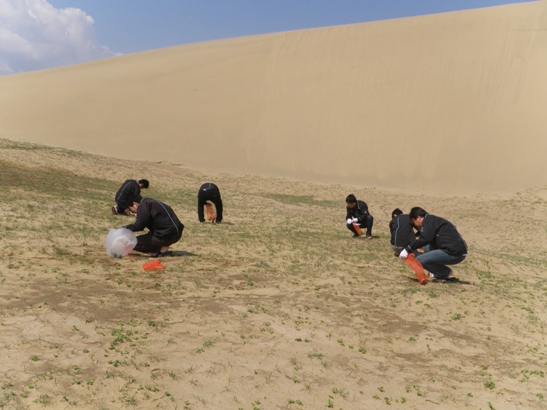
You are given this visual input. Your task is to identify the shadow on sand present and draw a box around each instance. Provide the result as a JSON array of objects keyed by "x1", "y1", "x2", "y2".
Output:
[
  {"x1": 168, "y1": 250, "x2": 199, "y2": 257},
  {"x1": 127, "y1": 250, "x2": 199, "y2": 259},
  {"x1": 404, "y1": 276, "x2": 472, "y2": 286}
]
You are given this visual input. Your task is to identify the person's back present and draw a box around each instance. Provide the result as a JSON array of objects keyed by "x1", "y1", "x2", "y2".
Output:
[
  {"x1": 127, "y1": 198, "x2": 183, "y2": 238},
  {"x1": 390, "y1": 213, "x2": 417, "y2": 245},
  {"x1": 420, "y1": 214, "x2": 467, "y2": 256},
  {"x1": 113, "y1": 179, "x2": 149, "y2": 215}
]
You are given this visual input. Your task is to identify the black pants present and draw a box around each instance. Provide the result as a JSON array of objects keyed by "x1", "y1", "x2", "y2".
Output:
[
  {"x1": 134, "y1": 230, "x2": 183, "y2": 254},
  {"x1": 115, "y1": 201, "x2": 130, "y2": 214},
  {"x1": 198, "y1": 189, "x2": 223, "y2": 223},
  {"x1": 346, "y1": 215, "x2": 374, "y2": 236}
]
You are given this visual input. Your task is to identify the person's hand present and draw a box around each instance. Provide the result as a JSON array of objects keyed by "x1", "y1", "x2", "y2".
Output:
[
  {"x1": 352, "y1": 218, "x2": 359, "y2": 223},
  {"x1": 399, "y1": 249, "x2": 409, "y2": 259},
  {"x1": 346, "y1": 218, "x2": 352, "y2": 224}
]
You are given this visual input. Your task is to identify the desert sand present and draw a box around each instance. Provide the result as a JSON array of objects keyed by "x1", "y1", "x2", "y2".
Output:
[
  {"x1": 1, "y1": 2, "x2": 547, "y2": 410},
  {"x1": 0, "y1": 1, "x2": 546, "y2": 195}
]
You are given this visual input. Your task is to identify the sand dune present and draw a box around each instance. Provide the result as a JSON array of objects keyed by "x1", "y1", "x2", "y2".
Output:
[{"x1": 0, "y1": 1, "x2": 545, "y2": 195}]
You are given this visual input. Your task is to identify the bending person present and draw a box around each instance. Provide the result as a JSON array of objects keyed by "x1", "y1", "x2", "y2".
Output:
[
  {"x1": 124, "y1": 198, "x2": 184, "y2": 257},
  {"x1": 197, "y1": 183, "x2": 223, "y2": 223},
  {"x1": 389, "y1": 208, "x2": 418, "y2": 256},
  {"x1": 113, "y1": 179, "x2": 149, "y2": 215}
]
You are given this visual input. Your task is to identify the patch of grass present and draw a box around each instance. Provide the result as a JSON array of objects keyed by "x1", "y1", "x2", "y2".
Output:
[{"x1": 261, "y1": 193, "x2": 339, "y2": 207}]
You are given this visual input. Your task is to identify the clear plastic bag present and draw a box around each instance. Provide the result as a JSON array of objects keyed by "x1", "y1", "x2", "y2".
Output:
[{"x1": 105, "y1": 228, "x2": 137, "y2": 258}]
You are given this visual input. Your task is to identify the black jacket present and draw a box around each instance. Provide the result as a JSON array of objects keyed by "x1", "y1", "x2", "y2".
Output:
[
  {"x1": 346, "y1": 200, "x2": 370, "y2": 225},
  {"x1": 115, "y1": 180, "x2": 142, "y2": 208},
  {"x1": 125, "y1": 198, "x2": 184, "y2": 238},
  {"x1": 410, "y1": 214, "x2": 467, "y2": 256},
  {"x1": 389, "y1": 214, "x2": 417, "y2": 247}
]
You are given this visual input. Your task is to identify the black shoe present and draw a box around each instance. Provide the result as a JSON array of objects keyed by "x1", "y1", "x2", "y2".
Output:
[
  {"x1": 432, "y1": 276, "x2": 457, "y2": 283},
  {"x1": 352, "y1": 234, "x2": 360, "y2": 238},
  {"x1": 432, "y1": 270, "x2": 456, "y2": 283}
]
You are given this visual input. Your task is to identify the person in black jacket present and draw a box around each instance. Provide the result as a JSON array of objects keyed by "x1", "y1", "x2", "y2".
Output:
[
  {"x1": 389, "y1": 208, "x2": 418, "y2": 256},
  {"x1": 345, "y1": 194, "x2": 374, "y2": 238},
  {"x1": 112, "y1": 179, "x2": 149, "y2": 215},
  {"x1": 399, "y1": 207, "x2": 467, "y2": 282},
  {"x1": 123, "y1": 198, "x2": 184, "y2": 257},
  {"x1": 197, "y1": 183, "x2": 223, "y2": 223}
]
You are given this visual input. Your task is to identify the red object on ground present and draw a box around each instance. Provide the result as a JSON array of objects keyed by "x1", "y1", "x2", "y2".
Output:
[
  {"x1": 352, "y1": 223, "x2": 363, "y2": 236},
  {"x1": 404, "y1": 253, "x2": 428, "y2": 285},
  {"x1": 205, "y1": 203, "x2": 216, "y2": 222},
  {"x1": 142, "y1": 259, "x2": 165, "y2": 271}
]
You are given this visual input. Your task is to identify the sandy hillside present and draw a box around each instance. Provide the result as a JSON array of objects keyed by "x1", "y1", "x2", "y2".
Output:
[
  {"x1": 0, "y1": 1, "x2": 546, "y2": 195},
  {"x1": 1, "y1": 139, "x2": 547, "y2": 410}
]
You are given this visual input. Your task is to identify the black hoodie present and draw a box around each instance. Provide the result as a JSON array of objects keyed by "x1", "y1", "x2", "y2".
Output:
[{"x1": 389, "y1": 214, "x2": 417, "y2": 248}]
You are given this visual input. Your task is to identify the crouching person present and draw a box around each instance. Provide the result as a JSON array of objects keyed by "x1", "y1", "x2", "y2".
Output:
[
  {"x1": 399, "y1": 207, "x2": 467, "y2": 282},
  {"x1": 124, "y1": 198, "x2": 184, "y2": 257},
  {"x1": 345, "y1": 194, "x2": 374, "y2": 238}
]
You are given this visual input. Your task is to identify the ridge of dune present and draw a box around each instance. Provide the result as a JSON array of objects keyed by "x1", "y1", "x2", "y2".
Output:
[{"x1": 0, "y1": 1, "x2": 546, "y2": 195}]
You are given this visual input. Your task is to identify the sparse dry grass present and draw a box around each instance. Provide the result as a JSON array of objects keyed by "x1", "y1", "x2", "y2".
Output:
[{"x1": 1, "y1": 139, "x2": 546, "y2": 410}]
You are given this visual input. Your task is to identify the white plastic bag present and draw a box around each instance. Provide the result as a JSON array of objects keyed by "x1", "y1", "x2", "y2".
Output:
[{"x1": 105, "y1": 228, "x2": 137, "y2": 258}]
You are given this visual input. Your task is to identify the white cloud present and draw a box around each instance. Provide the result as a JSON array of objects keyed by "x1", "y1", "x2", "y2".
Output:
[{"x1": 0, "y1": 0, "x2": 116, "y2": 75}]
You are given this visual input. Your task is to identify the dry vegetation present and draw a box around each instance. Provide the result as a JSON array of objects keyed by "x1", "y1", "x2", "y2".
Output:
[{"x1": 1, "y1": 139, "x2": 546, "y2": 410}]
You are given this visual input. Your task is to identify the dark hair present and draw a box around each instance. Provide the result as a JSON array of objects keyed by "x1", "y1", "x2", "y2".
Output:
[
  {"x1": 138, "y1": 179, "x2": 149, "y2": 189},
  {"x1": 409, "y1": 207, "x2": 427, "y2": 219},
  {"x1": 345, "y1": 194, "x2": 357, "y2": 204},
  {"x1": 391, "y1": 208, "x2": 403, "y2": 218}
]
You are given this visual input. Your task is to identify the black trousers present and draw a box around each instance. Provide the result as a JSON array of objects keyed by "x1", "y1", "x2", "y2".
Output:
[
  {"x1": 197, "y1": 189, "x2": 223, "y2": 222},
  {"x1": 134, "y1": 230, "x2": 183, "y2": 254}
]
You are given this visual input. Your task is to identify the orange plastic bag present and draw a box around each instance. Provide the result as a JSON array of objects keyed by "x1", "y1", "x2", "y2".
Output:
[
  {"x1": 404, "y1": 253, "x2": 428, "y2": 285},
  {"x1": 205, "y1": 203, "x2": 216, "y2": 222},
  {"x1": 142, "y1": 259, "x2": 165, "y2": 271},
  {"x1": 352, "y1": 223, "x2": 363, "y2": 236}
]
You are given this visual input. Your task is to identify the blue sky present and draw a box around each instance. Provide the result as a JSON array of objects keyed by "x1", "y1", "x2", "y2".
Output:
[{"x1": 0, "y1": 0, "x2": 534, "y2": 75}]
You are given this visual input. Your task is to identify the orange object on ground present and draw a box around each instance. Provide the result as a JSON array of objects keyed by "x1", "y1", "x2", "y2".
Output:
[
  {"x1": 352, "y1": 223, "x2": 363, "y2": 236},
  {"x1": 404, "y1": 253, "x2": 428, "y2": 285},
  {"x1": 142, "y1": 259, "x2": 165, "y2": 271},
  {"x1": 205, "y1": 203, "x2": 216, "y2": 222}
]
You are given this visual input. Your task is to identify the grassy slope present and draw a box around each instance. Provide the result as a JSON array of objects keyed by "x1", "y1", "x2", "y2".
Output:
[{"x1": 0, "y1": 139, "x2": 546, "y2": 409}]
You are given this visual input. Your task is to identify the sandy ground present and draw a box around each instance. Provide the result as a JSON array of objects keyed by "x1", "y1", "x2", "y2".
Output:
[
  {"x1": 0, "y1": 1, "x2": 546, "y2": 195},
  {"x1": 1, "y1": 2, "x2": 546, "y2": 409},
  {"x1": 1, "y1": 139, "x2": 546, "y2": 410}
]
